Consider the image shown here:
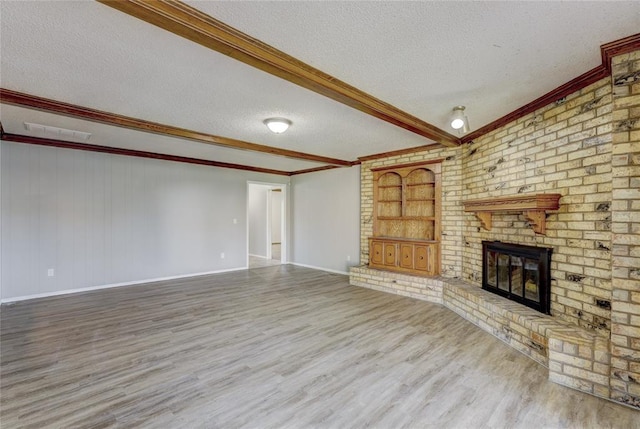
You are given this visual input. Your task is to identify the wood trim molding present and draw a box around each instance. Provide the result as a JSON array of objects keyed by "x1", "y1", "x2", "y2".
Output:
[
  {"x1": 370, "y1": 158, "x2": 444, "y2": 172},
  {"x1": 462, "y1": 66, "x2": 609, "y2": 143},
  {"x1": 358, "y1": 143, "x2": 445, "y2": 162},
  {"x1": 1, "y1": 132, "x2": 292, "y2": 176},
  {"x1": 463, "y1": 193, "x2": 562, "y2": 235},
  {"x1": 97, "y1": 0, "x2": 460, "y2": 147},
  {"x1": 601, "y1": 33, "x2": 640, "y2": 73},
  {"x1": 289, "y1": 165, "x2": 342, "y2": 176},
  {"x1": 462, "y1": 33, "x2": 640, "y2": 144},
  {"x1": 0, "y1": 89, "x2": 351, "y2": 167}
]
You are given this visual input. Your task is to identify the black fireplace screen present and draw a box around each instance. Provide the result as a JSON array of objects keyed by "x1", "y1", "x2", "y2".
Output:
[{"x1": 482, "y1": 241, "x2": 552, "y2": 314}]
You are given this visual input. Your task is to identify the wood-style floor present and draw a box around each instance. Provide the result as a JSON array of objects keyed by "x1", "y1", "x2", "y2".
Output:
[{"x1": 1, "y1": 265, "x2": 637, "y2": 428}]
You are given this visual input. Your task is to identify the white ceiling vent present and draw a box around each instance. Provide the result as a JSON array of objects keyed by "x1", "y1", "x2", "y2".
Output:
[{"x1": 24, "y1": 122, "x2": 92, "y2": 143}]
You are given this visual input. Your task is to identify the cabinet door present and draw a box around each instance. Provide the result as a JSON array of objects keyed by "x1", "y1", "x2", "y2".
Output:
[
  {"x1": 384, "y1": 243, "x2": 397, "y2": 266},
  {"x1": 400, "y1": 244, "x2": 414, "y2": 269},
  {"x1": 370, "y1": 241, "x2": 384, "y2": 265},
  {"x1": 414, "y1": 245, "x2": 430, "y2": 272}
]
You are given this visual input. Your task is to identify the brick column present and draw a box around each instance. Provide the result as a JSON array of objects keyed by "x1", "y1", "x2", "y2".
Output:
[{"x1": 609, "y1": 49, "x2": 640, "y2": 409}]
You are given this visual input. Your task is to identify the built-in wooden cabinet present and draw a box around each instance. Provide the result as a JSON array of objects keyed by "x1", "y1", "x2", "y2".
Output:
[
  {"x1": 369, "y1": 237, "x2": 439, "y2": 276},
  {"x1": 369, "y1": 160, "x2": 441, "y2": 276}
]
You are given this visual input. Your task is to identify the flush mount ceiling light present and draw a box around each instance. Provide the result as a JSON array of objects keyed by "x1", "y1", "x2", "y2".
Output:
[
  {"x1": 450, "y1": 106, "x2": 470, "y2": 133},
  {"x1": 264, "y1": 117, "x2": 292, "y2": 134}
]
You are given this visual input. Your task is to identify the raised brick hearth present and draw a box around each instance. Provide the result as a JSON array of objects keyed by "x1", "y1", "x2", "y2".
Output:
[{"x1": 350, "y1": 266, "x2": 612, "y2": 399}]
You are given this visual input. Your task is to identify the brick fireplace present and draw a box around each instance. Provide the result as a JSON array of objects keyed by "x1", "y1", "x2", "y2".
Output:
[{"x1": 351, "y1": 48, "x2": 640, "y2": 409}]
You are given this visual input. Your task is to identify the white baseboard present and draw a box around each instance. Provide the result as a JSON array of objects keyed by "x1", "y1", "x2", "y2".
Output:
[
  {"x1": 0, "y1": 266, "x2": 248, "y2": 304},
  {"x1": 290, "y1": 262, "x2": 349, "y2": 276},
  {"x1": 248, "y1": 253, "x2": 268, "y2": 259}
]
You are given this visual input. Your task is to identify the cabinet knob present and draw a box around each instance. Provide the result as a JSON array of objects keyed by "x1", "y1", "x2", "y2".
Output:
[{"x1": 420, "y1": 256, "x2": 424, "y2": 260}]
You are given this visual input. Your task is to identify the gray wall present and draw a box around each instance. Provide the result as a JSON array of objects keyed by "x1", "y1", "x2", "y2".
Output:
[
  {"x1": 248, "y1": 184, "x2": 269, "y2": 257},
  {"x1": 0, "y1": 142, "x2": 288, "y2": 300},
  {"x1": 271, "y1": 191, "x2": 282, "y2": 244},
  {"x1": 291, "y1": 166, "x2": 361, "y2": 274}
]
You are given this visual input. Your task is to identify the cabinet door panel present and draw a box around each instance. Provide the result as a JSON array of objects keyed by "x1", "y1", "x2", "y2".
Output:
[
  {"x1": 371, "y1": 241, "x2": 384, "y2": 265},
  {"x1": 414, "y1": 245, "x2": 430, "y2": 271},
  {"x1": 400, "y1": 244, "x2": 414, "y2": 269},
  {"x1": 384, "y1": 243, "x2": 397, "y2": 266}
]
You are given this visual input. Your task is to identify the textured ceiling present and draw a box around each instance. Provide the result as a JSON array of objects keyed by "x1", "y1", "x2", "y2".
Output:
[
  {"x1": 1, "y1": 1, "x2": 639, "y2": 173},
  {"x1": 196, "y1": 1, "x2": 640, "y2": 132}
]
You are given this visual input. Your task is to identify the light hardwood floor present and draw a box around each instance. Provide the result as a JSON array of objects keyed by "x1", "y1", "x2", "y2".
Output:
[
  {"x1": 248, "y1": 244, "x2": 282, "y2": 268},
  {"x1": 1, "y1": 265, "x2": 637, "y2": 428}
]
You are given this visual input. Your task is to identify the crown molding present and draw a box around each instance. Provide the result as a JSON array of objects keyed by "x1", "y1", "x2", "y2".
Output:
[
  {"x1": 97, "y1": 0, "x2": 460, "y2": 147},
  {"x1": 462, "y1": 33, "x2": 640, "y2": 144},
  {"x1": 461, "y1": 66, "x2": 609, "y2": 144},
  {"x1": 358, "y1": 143, "x2": 445, "y2": 162},
  {"x1": 290, "y1": 165, "x2": 342, "y2": 176},
  {"x1": 601, "y1": 33, "x2": 640, "y2": 73},
  {"x1": 0, "y1": 132, "x2": 292, "y2": 176},
  {"x1": 0, "y1": 88, "x2": 350, "y2": 167}
]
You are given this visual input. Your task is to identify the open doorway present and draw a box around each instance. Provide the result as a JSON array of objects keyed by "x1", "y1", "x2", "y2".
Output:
[{"x1": 247, "y1": 182, "x2": 287, "y2": 268}]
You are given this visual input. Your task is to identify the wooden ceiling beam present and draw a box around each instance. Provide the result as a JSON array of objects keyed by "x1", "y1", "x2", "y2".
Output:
[
  {"x1": 1, "y1": 131, "x2": 293, "y2": 176},
  {"x1": 0, "y1": 89, "x2": 351, "y2": 167},
  {"x1": 97, "y1": 0, "x2": 460, "y2": 148}
]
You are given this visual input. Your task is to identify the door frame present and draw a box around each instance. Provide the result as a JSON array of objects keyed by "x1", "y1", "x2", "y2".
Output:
[{"x1": 247, "y1": 181, "x2": 288, "y2": 266}]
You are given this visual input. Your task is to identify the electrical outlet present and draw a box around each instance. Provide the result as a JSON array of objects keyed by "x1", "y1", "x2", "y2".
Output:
[
  {"x1": 347, "y1": 255, "x2": 351, "y2": 262},
  {"x1": 220, "y1": 252, "x2": 225, "y2": 259},
  {"x1": 233, "y1": 218, "x2": 238, "y2": 224},
  {"x1": 47, "y1": 268, "x2": 55, "y2": 277}
]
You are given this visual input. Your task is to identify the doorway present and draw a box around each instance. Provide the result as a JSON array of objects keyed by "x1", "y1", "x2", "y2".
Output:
[{"x1": 247, "y1": 182, "x2": 287, "y2": 268}]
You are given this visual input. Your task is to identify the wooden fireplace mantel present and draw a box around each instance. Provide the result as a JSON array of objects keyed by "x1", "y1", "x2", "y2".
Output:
[{"x1": 463, "y1": 193, "x2": 562, "y2": 235}]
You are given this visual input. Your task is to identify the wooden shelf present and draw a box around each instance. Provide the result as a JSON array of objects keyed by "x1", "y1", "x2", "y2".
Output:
[
  {"x1": 463, "y1": 193, "x2": 561, "y2": 235},
  {"x1": 372, "y1": 161, "x2": 442, "y2": 276},
  {"x1": 406, "y1": 182, "x2": 435, "y2": 187}
]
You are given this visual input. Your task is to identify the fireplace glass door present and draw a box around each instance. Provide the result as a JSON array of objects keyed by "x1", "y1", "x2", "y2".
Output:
[
  {"x1": 497, "y1": 254, "x2": 509, "y2": 292},
  {"x1": 482, "y1": 241, "x2": 552, "y2": 314},
  {"x1": 524, "y1": 259, "x2": 539, "y2": 301}
]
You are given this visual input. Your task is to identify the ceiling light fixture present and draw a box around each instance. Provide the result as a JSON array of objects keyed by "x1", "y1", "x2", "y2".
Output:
[
  {"x1": 450, "y1": 106, "x2": 470, "y2": 133},
  {"x1": 264, "y1": 117, "x2": 292, "y2": 134}
]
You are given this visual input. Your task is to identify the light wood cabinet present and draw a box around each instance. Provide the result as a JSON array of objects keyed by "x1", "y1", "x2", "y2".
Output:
[
  {"x1": 368, "y1": 238, "x2": 439, "y2": 276},
  {"x1": 369, "y1": 160, "x2": 441, "y2": 276}
]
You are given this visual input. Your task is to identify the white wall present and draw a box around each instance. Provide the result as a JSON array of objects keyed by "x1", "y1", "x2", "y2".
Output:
[
  {"x1": 271, "y1": 191, "x2": 282, "y2": 244},
  {"x1": 0, "y1": 142, "x2": 288, "y2": 301},
  {"x1": 291, "y1": 165, "x2": 360, "y2": 274}
]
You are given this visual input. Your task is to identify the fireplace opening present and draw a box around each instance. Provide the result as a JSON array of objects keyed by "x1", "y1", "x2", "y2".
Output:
[{"x1": 482, "y1": 241, "x2": 552, "y2": 314}]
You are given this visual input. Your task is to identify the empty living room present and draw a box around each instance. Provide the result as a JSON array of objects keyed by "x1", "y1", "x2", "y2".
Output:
[{"x1": 1, "y1": 1, "x2": 639, "y2": 428}]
